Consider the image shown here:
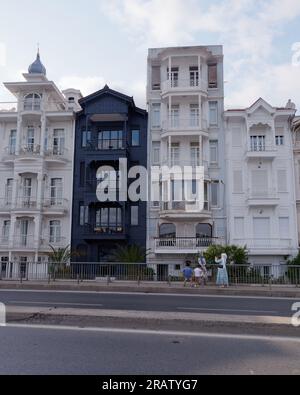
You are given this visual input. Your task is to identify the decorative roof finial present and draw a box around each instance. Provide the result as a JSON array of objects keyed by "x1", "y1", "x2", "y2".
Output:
[{"x1": 28, "y1": 48, "x2": 46, "y2": 75}]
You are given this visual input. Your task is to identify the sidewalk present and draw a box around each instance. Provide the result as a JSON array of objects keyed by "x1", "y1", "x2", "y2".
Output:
[{"x1": 1, "y1": 280, "x2": 300, "y2": 298}]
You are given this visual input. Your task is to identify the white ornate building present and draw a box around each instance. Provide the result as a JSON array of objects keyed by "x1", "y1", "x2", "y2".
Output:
[
  {"x1": 224, "y1": 98, "x2": 299, "y2": 272},
  {"x1": 0, "y1": 52, "x2": 82, "y2": 278},
  {"x1": 293, "y1": 115, "x2": 300, "y2": 246},
  {"x1": 146, "y1": 45, "x2": 226, "y2": 276}
]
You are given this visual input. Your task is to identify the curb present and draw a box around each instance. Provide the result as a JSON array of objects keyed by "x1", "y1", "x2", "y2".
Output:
[{"x1": 1, "y1": 282, "x2": 300, "y2": 298}]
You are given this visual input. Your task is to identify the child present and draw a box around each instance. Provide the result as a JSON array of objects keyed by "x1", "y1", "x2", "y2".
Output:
[{"x1": 182, "y1": 261, "x2": 193, "y2": 287}]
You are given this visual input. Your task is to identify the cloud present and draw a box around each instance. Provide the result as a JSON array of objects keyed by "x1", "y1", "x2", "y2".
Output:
[
  {"x1": 58, "y1": 75, "x2": 106, "y2": 96},
  {"x1": 100, "y1": 0, "x2": 300, "y2": 111}
]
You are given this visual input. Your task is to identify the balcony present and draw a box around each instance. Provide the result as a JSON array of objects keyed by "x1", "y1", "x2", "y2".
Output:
[
  {"x1": 42, "y1": 198, "x2": 69, "y2": 214},
  {"x1": 83, "y1": 224, "x2": 126, "y2": 241},
  {"x1": 246, "y1": 143, "x2": 277, "y2": 160},
  {"x1": 44, "y1": 148, "x2": 69, "y2": 163},
  {"x1": 40, "y1": 236, "x2": 68, "y2": 249},
  {"x1": 159, "y1": 200, "x2": 211, "y2": 220},
  {"x1": 161, "y1": 160, "x2": 209, "y2": 178},
  {"x1": 154, "y1": 237, "x2": 223, "y2": 254},
  {"x1": 162, "y1": 118, "x2": 208, "y2": 136},
  {"x1": 12, "y1": 235, "x2": 36, "y2": 250},
  {"x1": 82, "y1": 139, "x2": 127, "y2": 160},
  {"x1": 233, "y1": 238, "x2": 294, "y2": 255},
  {"x1": 15, "y1": 198, "x2": 39, "y2": 212},
  {"x1": 161, "y1": 78, "x2": 208, "y2": 96},
  {"x1": 247, "y1": 189, "x2": 279, "y2": 206},
  {"x1": 0, "y1": 237, "x2": 9, "y2": 249}
]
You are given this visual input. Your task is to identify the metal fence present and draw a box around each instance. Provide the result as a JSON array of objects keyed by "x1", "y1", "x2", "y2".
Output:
[{"x1": 0, "y1": 262, "x2": 300, "y2": 287}]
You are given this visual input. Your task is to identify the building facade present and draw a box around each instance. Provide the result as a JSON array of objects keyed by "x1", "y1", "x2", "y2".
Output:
[
  {"x1": 0, "y1": 52, "x2": 82, "y2": 278},
  {"x1": 146, "y1": 45, "x2": 227, "y2": 276},
  {"x1": 71, "y1": 85, "x2": 148, "y2": 263},
  {"x1": 293, "y1": 115, "x2": 300, "y2": 246},
  {"x1": 224, "y1": 98, "x2": 298, "y2": 272}
]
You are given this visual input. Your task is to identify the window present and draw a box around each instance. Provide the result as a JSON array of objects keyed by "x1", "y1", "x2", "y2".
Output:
[
  {"x1": 190, "y1": 67, "x2": 199, "y2": 87},
  {"x1": 152, "y1": 104, "x2": 161, "y2": 128},
  {"x1": 2, "y1": 221, "x2": 10, "y2": 243},
  {"x1": 233, "y1": 170, "x2": 243, "y2": 193},
  {"x1": 26, "y1": 127, "x2": 35, "y2": 151},
  {"x1": 167, "y1": 67, "x2": 179, "y2": 87},
  {"x1": 50, "y1": 178, "x2": 63, "y2": 205},
  {"x1": 190, "y1": 104, "x2": 200, "y2": 127},
  {"x1": 152, "y1": 142, "x2": 160, "y2": 165},
  {"x1": 8, "y1": 130, "x2": 16, "y2": 155},
  {"x1": 234, "y1": 218, "x2": 245, "y2": 238},
  {"x1": 131, "y1": 130, "x2": 140, "y2": 146},
  {"x1": 53, "y1": 129, "x2": 65, "y2": 155},
  {"x1": 23, "y1": 178, "x2": 32, "y2": 199},
  {"x1": 279, "y1": 217, "x2": 290, "y2": 239},
  {"x1": 276, "y1": 136, "x2": 284, "y2": 146},
  {"x1": 98, "y1": 131, "x2": 123, "y2": 150},
  {"x1": 79, "y1": 162, "x2": 85, "y2": 187},
  {"x1": 277, "y1": 170, "x2": 287, "y2": 192},
  {"x1": 24, "y1": 93, "x2": 41, "y2": 111},
  {"x1": 152, "y1": 66, "x2": 161, "y2": 90},
  {"x1": 81, "y1": 130, "x2": 92, "y2": 148},
  {"x1": 5, "y1": 179, "x2": 13, "y2": 203},
  {"x1": 210, "y1": 140, "x2": 218, "y2": 164},
  {"x1": 79, "y1": 203, "x2": 89, "y2": 226},
  {"x1": 95, "y1": 207, "x2": 123, "y2": 233},
  {"x1": 209, "y1": 102, "x2": 218, "y2": 126},
  {"x1": 49, "y1": 221, "x2": 61, "y2": 243},
  {"x1": 196, "y1": 224, "x2": 212, "y2": 238},
  {"x1": 190, "y1": 143, "x2": 200, "y2": 167},
  {"x1": 250, "y1": 136, "x2": 266, "y2": 152},
  {"x1": 253, "y1": 218, "x2": 270, "y2": 239},
  {"x1": 131, "y1": 206, "x2": 139, "y2": 226},
  {"x1": 251, "y1": 170, "x2": 268, "y2": 196},
  {"x1": 208, "y1": 64, "x2": 218, "y2": 89},
  {"x1": 232, "y1": 127, "x2": 243, "y2": 147},
  {"x1": 211, "y1": 182, "x2": 219, "y2": 207},
  {"x1": 170, "y1": 105, "x2": 180, "y2": 128},
  {"x1": 159, "y1": 224, "x2": 176, "y2": 239},
  {"x1": 170, "y1": 143, "x2": 180, "y2": 166}
]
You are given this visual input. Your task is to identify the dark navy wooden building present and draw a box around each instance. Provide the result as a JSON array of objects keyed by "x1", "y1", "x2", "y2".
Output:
[{"x1": 71, "y1": 85, "x2": 148, "y2": 262}]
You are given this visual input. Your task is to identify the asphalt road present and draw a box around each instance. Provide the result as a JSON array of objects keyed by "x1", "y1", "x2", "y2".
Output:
[
  {"x1": 0, "y1": 289, "x2": 297, "y2": 317},
  {"x1": 0, "y1": 326, "x2": 299, "y2": 375}
]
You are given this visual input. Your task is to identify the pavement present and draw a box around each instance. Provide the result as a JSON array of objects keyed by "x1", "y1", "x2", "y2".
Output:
[
  {"x1": 1, "y1": 325, "x2": 300, "y2": 375},
  {"x1": 1, "y1": 280, "x2": 300, "y2": 298}
]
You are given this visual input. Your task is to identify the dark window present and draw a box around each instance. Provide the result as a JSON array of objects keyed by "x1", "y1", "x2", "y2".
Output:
[
  {"x1": 79, "y1": 162, "x2": 85, "y2": 187},
  {"x1": 82, "y1": 131, "x2": 92, "y2": 148},
  {"x1": 131, "y1": 130, "x2": 140, "y2": 146},
  {"x1": 131, "y1": 206, "x2": 139, "y2": 226},
  {"x1": 97, "y1": 130, "x2": 123, "y2": 150},
  {"x1": 208, "y1": 64, "x2": 218, "y2": 89},
  {"x1": 196, "y1": 223, "x2": 212, "y2": 238},
  {"x1": 159, "y1": 223, "x2": 176, "y2": 239},
  {"x1": 95, "y1": 207, "x2": 123, "y2": 233},
  {"x1": 79, "y1": 203, "x2": 89, "y2": 226}
]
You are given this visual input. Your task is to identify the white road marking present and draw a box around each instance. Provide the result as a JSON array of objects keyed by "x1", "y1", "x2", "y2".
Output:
[
  {"x1": 2, "y1": 323, "x2": 300, "y2": 344},
  {"x1": 0, "y1": 289, "x2": 298, "y2": 301},
  {"x1": 8, "y1": 301, "x2": 104, "y2": 308},
  {"x1": 178, "y1": 307, "x2": 279, "y2": 314}
]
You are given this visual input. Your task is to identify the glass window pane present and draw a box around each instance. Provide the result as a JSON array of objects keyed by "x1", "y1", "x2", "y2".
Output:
[{"x1": 132, "y1": 130, "x2": 140, "y2": 146}]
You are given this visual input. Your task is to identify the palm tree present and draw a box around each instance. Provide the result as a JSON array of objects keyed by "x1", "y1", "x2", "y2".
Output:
[
  {"x1": 110, "y1": 244, "x2": 149, "y2": 263},
  {"x1": 47, "y1": 245, "x2": 72, "y2": 266}
]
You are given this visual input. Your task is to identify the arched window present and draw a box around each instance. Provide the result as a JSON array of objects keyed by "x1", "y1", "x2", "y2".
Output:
[
  {"x1": 159, "y1": 223, "x2": 176, "y2": 239},
  {"x1": 196, "y1": 223, "x2": 212, "y2": 238},
  {"x1": 24, "y1": 93, "x2": 41, "y2": 111}
]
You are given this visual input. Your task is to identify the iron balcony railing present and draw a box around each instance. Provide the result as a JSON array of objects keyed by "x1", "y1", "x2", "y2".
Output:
[
  {"x1": 161, "y1": 78, "x2": 208, "y2": 92},
  {"x1": 162, "y1": 118, "x2": 208, "y2": 130},
  {"x1": 154, "y1": 237, "x2": 220, "y2": 250}
]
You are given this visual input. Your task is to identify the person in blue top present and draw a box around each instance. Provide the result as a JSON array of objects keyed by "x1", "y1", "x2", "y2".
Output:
[{"x1": 182, "y1": 261, "x2": 193, "y2": 287}]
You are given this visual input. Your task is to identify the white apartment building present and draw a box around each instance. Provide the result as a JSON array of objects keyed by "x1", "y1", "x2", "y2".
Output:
[
  {"x1": 146, "y1": 46, "x2": 226, "y2": 275},
  {"x1": 224, "y1": 98, "x2": 298, "y2": 272},
  {"x1": 293, "y1": 115, "x2": 300, "y2": 245},
  {"x1": 0, "y1": 52, "x2": 82, "y2": 278}
]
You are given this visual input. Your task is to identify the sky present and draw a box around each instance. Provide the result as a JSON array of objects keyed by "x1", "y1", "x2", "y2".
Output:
[{"x1": 0, "y1": 0, "x2": 300, "y2": 111}]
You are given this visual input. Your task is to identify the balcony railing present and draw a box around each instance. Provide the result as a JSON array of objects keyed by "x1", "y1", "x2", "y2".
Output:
[
  {"x1": 161, "y1": 160, "x2": 209, "y2": 173},
  {"x1": 155, "y1": 237, "x2": 221, "y2": 251},
  {"x1": 13, "y1": 235, "x2": 35, "y2": 248},
  {"x1": 40, "y1": 236, "x2": 68, "y2": 248},
  {"x1": 162, "y1": 118, "x2": 208, "y2": 131},
  {"x1": 160, "y1": 200, "x2": 210, "y2": 212},
  {"x1": 19, "y1": 145, "x2": 41, "y2": 156},
  {"x1": 83, "y1": 139, "x2": 125, "y2": 152},
  {"x1": 247, "y1": 188, "x2": 278, "y2": 199},
  {"x1": 248, "y1": 143, "x2": 276, "y2": 153},
  {"x1": 44, "y1": 147, "x2": 68, "y2": 159},
  {"x1": 161, "y1": 78, "x2": 208, "y2": 92},
  {"x1": 15, "y1": 198, "x2": 38, "y2": 210},
  {"x1": 84, "y1": 224, "x2": 125, "y2": 235},
  {"x1": 42, "y1": 198, "x2": 69, "y2": 210}
]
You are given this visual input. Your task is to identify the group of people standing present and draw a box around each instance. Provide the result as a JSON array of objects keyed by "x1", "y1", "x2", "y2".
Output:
[{"x1": 182, "y1": 253, "x2": 229, "y2": 288}]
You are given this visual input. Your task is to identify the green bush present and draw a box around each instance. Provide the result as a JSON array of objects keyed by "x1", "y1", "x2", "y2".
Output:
[{"x1": 204, "y1": 245, "x2": 248, "y2": 265}]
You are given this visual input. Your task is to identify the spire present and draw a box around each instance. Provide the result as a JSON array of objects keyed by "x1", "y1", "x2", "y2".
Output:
[{"x1": 28, "y1": 49, "x2": 46, "y2": 75}]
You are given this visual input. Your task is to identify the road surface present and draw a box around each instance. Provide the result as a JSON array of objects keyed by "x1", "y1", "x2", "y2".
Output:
[
  {"x1": 0, "y1": 325, "x2": 299, "y2": 375},
  {"x1": 0, "y1": 289, "x2": 297, "y2": 317}
]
